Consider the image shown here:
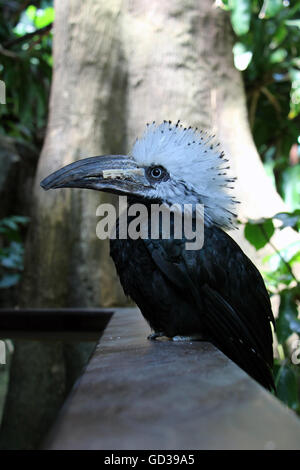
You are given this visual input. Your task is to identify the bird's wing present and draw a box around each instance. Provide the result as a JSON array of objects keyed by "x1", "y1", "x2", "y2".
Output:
[{"x1": 144, "y1": 227, "x2": 275, "y2": 390}]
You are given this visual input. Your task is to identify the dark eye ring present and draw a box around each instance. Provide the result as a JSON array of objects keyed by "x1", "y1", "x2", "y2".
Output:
[{"x1": 146, "y1": 165, "x2": 169, "y2": 183}]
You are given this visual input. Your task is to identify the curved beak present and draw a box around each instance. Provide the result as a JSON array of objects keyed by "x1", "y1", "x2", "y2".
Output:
[{"x1": 40, "y1": 155, "x2": 152, "y2": 197}]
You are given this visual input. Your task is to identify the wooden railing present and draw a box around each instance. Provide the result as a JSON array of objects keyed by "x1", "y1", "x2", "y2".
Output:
[{"x1": 41, "y1": 307, "x2": 300, "y2": 450}]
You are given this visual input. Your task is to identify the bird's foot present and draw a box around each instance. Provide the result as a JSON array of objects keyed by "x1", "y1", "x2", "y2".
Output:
[
  {"x1": 172, "y1": 334, "x2": 204, "y2": 342},
  {"x1": 147, "y1": 331, "x2": 166, "y2": 341}
]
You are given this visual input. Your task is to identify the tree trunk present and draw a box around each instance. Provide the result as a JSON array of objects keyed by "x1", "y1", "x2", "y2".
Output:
[
  {"x1": 2, "y1": 0, "x2": 293, "y2": 449},
  {"x1": 22, "y1": 0, "x2": 127, "y2": 309},
  {"x1": 22, "y1": 0, "x2": 292, "y2": 308},
  {"x1": 122, "y1": 0, "x2": 291, "y2": 259}
]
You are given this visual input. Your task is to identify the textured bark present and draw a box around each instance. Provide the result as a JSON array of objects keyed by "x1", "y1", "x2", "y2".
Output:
[{"x1": 22, "y1": 0, "x2": 127, "y2": 309}]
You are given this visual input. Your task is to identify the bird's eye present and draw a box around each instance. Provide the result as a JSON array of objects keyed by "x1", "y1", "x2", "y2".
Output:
[
  {"x1": 151, "y1": 167, "x2": 162, "y2": 178},
  {"x1": 147, "y1": 165, "x2": 169, "y2": 183}
]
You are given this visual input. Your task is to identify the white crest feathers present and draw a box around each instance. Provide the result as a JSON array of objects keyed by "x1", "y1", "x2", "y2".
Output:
[{"x1": 130, "y1": 121, "x2": 238, "y2": 229}]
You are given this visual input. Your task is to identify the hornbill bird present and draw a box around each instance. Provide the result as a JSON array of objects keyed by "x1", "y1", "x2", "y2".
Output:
[{"x1": 41, "y1": 120, "x2": 275, "y2": 390}]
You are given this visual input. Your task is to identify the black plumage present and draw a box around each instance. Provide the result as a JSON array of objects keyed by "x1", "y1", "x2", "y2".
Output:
[{"x1": 111, "y1": 209, "x2": 275, "y2": 390}]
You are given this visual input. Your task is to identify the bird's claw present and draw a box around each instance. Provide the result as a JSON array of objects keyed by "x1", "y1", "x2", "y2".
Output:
[
  {"x1": 147, "y1": 331, "x2": 166, "y2": 341},
  {"x1": 172, "y1": 334, "x2": 204, "y2": 342}
]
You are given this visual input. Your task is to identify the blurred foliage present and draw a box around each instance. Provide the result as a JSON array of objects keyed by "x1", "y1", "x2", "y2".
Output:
[
  {"x1": 0, "y1": 215, "x2": 29, "y2": 289},
  {"x1": 0, "y1": 0, "x2": 53, "y2": 149},
  {"x1": 222, "y1": 0, "x2": 300, "y2": 209},
  {"x1": 222, "y1": 0, "x2": 300, "y2": 411},
  {"x1": 0, "y1": 1, "x2": 53, "y2": 292},
  {"x1": 243, "y1": 212, "x2": 300, "y2": 411}
]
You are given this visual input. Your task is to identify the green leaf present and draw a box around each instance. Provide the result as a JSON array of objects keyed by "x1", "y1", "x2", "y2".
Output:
[
  {"x1": 262, "y1": 0, "x2": 284, "y2": 19},
  {"x1": 229, "y1": 0, "x2": 251, "y2": 36},
  {"x1": 244, "y1": 218, "x2": 275, "y2": 250},
  {"x1": 285, "y1": 19, "x2": 300, "y2": 29},
  {"x1": 275, "y1": 363, "x2": 299, "y2": 411},
  {"x1": 9, "y1": 216, "x2": 30, "y2": 225},
  {"x1": 26, "y1": 5, "x2": 37, "y2": 22},
  {"x1": 0, "y1": 273, "x2": 20, "y2": 289},
  {"x1": 0, "y1": 242, "x2": 24, "y2": 270},
  {"x1": 288, "y1": 251, "x2": 300, "y2": 266},
  {"x1": 276, "y1": 290, "x2": 300, "y2": 343},
  {"x1": 233, "y1": 42, "x2": 253, "y2": 70},
  {"x1": 0, "y1": 219, "x2": 18, "y2": 232},
  {"x1": 272, "y1": 25, "x2": 287, "y2": 47},
  {"x1": 273, "y1": 210, "x2": 300, "y2": 230},
  {"x1": 220, "y1": 0, "x2": 230, "y2": 9},
  {"x1": 279, "y1": 166, "x2": 300, "y2": 210},
  {"x1": 34, "y1": 7, "x2": 54, "y2": 29},
  {"x1": 269, "y1": 48, "x2": 287, "y2": 64}
]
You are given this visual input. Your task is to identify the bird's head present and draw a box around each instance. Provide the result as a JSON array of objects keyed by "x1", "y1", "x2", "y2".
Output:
[{"x1": 41, "y1": 120, "x2": 238, "y2": 228}]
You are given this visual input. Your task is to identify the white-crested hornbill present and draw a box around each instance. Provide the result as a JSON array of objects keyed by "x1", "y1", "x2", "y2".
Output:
[{"x1": 41, "y1": 120, "x2": 275, "y2": 390}]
